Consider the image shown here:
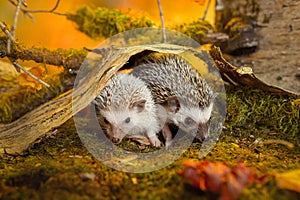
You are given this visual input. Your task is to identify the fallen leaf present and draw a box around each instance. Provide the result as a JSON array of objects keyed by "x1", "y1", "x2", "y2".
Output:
[
  {"x1": 18, "y1": 66, "x2": 45, "y2": 90},
  {"x1": 18, "y1": 65, "x2": 64, "y2": 90},
  {"x1": 131, "y1": 177, "x2": 138, "y2": 184},
  {"x1": 178, "y1": 160, "x2": 261, "y2": 200},
  {"x1": 275, "y1": 169, "x2": 300, "y2": 193}
]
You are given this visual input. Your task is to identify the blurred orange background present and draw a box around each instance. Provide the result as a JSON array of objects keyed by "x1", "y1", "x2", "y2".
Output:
[{"x1": 0, "y1": 0, "x2": 215, "y2": 49}]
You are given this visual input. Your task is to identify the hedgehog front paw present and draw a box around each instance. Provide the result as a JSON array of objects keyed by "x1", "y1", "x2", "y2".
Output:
[
  {"x1": 149, "y1": 136, "x2": 161, "y2": 148},
  {"x1": 165, "y1": 140, "x2": 173, "y2": 150}
]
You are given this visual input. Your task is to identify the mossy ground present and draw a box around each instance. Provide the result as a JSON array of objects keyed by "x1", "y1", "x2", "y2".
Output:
[{"x1": 0, "y1": 86, "x2": 299, "y2": 200}]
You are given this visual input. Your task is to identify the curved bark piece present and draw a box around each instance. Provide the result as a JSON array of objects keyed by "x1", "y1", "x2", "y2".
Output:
[
  {"x1": 209, "y1": 46, "x2": 300, "y2": 97},
  {"x1": 0, "y1": 44, "x2": 187, "y2": 155}
]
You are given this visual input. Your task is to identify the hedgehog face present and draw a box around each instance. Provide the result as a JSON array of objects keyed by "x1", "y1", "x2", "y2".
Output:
[
  {"x1": 171, "y1": 100, "x2": 214, "y2": 141},
  {"x1": 99, "y1": 100, "x2": 148, "y2": 143}
]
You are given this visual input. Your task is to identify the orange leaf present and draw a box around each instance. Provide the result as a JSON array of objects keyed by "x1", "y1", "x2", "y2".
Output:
[
  {"x1": 18, "y1": 65, "x2": 64, "y2": 90},
  {"x1": 18, "y1": 66, "x2": 45, "y2": 90},
  {"x1": 204, "y1": 162, "x2": 230, "y2": 193},
  {"x1": 221, "y1": 173, "x2": 243, "y2": 200},
  {"x1": 44, "y1": 65, "x2": 64, "y2": 76},
  {"x1": 275, "y1": 169, "x2": 300, "y2": 193},
  {"x1": 179, "y1": 160, "x2": 260, "y2": 200}
]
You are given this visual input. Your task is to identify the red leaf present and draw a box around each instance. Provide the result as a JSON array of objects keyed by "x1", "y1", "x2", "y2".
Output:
[{"x1": 178, "y1": 160, "x2": 262, "y2": 200}]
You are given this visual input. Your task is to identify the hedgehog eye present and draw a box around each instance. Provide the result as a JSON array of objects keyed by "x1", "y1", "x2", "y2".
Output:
[
  {"x1": 208, "y1": 116, "x2": 212, "y2": 124},
  {"x1": 124, "y1": 117, "x2": 130, "y2": 123},
  {"x1": 184, "y1": 117, "x2": 195, "y2": 126},
  {"x1": 103, "y1": 117, "x2": 109, "y2": 124}
]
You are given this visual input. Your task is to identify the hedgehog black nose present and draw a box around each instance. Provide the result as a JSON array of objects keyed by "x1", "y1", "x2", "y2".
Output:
[{"x1": 112, "y1": 137, "x2": 120, "y2": 143}]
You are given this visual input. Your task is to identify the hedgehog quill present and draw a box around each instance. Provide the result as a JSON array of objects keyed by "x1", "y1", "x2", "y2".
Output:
[
  {"x1": 93, "y1": 73, "x2": 162, "y2": 147},
  {"x1": 131, "y1": 55, "x2": 216, "y2": 147}
]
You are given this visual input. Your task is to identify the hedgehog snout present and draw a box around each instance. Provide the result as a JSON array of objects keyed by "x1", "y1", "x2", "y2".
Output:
[
  {"x1": 196, "y1": 122, "x2": 209, "y2": 141},
  {"x1": 110, "y1": 125, "x2": 127, "y2": 143},
  {"x1": 112, "y1": 137, "x2": 121, "y2": 143}
]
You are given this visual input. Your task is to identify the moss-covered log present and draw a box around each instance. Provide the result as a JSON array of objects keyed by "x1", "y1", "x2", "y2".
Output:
[{"x1": 0, "y1": 36, "x2": 87, "y2": 70}]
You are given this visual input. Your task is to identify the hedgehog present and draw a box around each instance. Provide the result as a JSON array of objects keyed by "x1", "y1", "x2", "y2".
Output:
[
  {"x1": 92, "y1": 73, "x2": 162, "y2": 147},
  {"x1": 131, "y1": 54, "x2": 216, "y2": 147}
]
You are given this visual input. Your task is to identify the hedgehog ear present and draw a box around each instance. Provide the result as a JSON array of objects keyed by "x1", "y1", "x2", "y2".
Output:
[
  {"x1": 130, "y1": 99, "x2": 146, "y2": 113},
  {"x1": 93, "y1": 95, "x2": 110, "y2": 111},
  {"x1": 167, "y1": 96, "x2": 180, "y2": 113}
]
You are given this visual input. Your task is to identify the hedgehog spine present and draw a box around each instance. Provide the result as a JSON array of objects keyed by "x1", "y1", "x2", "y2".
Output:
[
  {"x1": 131, "y1": 55, "x2": 215, "y2": 147},
  {"x1": 93, "y1": 73, "x2": 162, "y2": 147}
]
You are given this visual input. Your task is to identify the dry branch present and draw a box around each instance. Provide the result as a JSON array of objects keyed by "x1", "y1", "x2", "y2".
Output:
[
  {"x1": 0, "y1": 36, "x2": 87, "y2": 70},
  {"x1": 202, "y1": 0, "x2": 212, "y2": 20},
  {"x1": 7, "y1": 0, "x2": 22, "y2": 54},
  {"x1": 157, "y1": 0, "x2": 166, "y2": 43},
  {"x1": 2, "y1": 0, "x2": 54, "y2": 87},
  {"x1": 0, "y1": 22, "x2": 15, "y2": 43},
  {"x1": 23, "y1": 0, "x2": 61, "y2": 13},
  {"x1": 8, "y1": 0, "x2": 65, "y2": 18}
]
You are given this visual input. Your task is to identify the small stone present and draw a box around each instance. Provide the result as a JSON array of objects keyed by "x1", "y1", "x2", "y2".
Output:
[{"x1": 79, "y1": 173, "x2": 96, "y2": 181}]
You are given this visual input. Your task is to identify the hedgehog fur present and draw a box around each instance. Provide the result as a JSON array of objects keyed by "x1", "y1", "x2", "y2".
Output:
[
  {"x1": 93, "y1": 73, "x2": 162, "y2": 147},
  {"x1": 131, "y1": 54, "x2": 215, "y2": 144}
]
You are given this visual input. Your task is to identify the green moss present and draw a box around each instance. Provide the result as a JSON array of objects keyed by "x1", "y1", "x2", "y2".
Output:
[
  {"x1": 0, "y1": 87, "x2": 299, "y2": 199},
  {"x1": 225, "y1": 86, "x2": 299, "y2": 139},
  {"x1": 66, "y1": 6, "x2": 156, "y2": 39},
  {"x1": 173, "y1": 20, "x2": 214, "y2": 43},
  {"x1": 217, "y1": 0, "x2": 260, "y2": 32},
  {"x1": 0, "y1": 70, "x2": 64, "y2": 123},
  {"x1": 65, "y1": 6, "x2": 215, "y2": 44}
]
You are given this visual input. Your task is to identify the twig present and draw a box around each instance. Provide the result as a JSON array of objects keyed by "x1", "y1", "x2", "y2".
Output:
[
  {"x1": 8, "y1": 0, "x2": 34, "y2": 21},
  {"x1": 7, "y1": 0, "x2": 22, "y2": 54},
  {"x1": 5, "y1": 0, "x2": 51, "y2": 87},
  {"x1": 0, "y1": 22, "x2": 16, "y2": 43},
  {"x1": 7, "y1": 0, "x2": 23, "y2": 72},
  {"x1": 12, "y1": 60, "x2": 50, "y2": 88},
  {"x1": 201, "y1": 0, "x2": 212, "y2": 20},
  {"x1": 157, "y1": 0, "x2": 166, "y2": 43},
  {"x1": 8, "y1": 0, "x2": 66, "y2": 17},
  {"x1": 22, "y1": 0, "x2": 66, "y2": 16},
  {"x1": 24, "y1": 0, "x2": 60, "y2": 13},
  {"x1": 20, "y1": 0, "x2": 27, "y2": 7}
]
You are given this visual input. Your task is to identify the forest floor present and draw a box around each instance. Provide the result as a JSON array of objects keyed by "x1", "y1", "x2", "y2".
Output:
[
  {"x1": 0, "y1": 0, "x2": 299, "y2": 199},
  {"x1": 0, "y1": 86, "x2": 299, "y2": 200}
]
